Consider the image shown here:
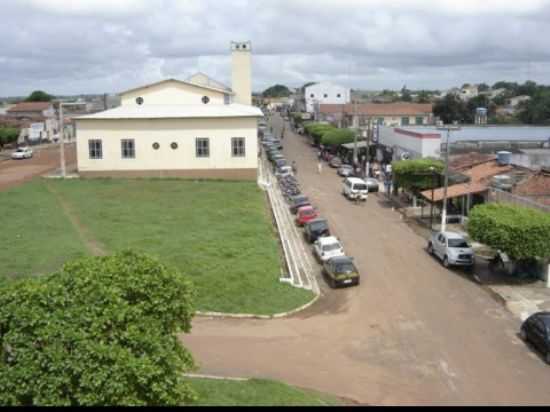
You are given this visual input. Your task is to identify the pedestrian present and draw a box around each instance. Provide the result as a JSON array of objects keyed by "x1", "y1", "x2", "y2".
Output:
[
  {"x1": 317, "y1": 160, "x2": 323, "y2": 174},
  {"x1": 292, "y1": 161, "x2": 298, "y2": 175},
  {"x1": 317, "y1": 149, "x2": 322, "y2": 160}
]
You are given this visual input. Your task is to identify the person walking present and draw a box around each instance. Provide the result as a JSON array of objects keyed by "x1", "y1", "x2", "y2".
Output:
[
  {"x1": 317, "y1": 160, "x2": 323, "y2": 174},
  {"x1": 292, "y1": 161, "x2": 298, "y2": 175}
]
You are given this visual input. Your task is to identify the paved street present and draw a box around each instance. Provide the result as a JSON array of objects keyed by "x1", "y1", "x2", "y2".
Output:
[
  {"x1": 0, "y1": 143, "x2": 76, "y2": 191},
  {"x1": 181, "y1": 114, "x2": 550, "y2": 405}
]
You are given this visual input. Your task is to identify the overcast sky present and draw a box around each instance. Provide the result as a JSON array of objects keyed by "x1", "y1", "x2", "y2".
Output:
[{"x1": 2, "y1": 0, "x2": 550, "y2": 97}]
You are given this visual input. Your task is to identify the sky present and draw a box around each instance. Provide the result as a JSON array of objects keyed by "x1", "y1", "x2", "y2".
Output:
[{"x1": 2, "y1": 0, "x2": 550, "y2": 97}]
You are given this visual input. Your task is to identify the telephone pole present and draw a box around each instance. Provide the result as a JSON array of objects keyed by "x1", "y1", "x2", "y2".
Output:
[
  {"x1": 57, "y1": 102, "x2": 66, "y2": 178},
  {"x1": 438, "y1": 125, "x2": 460, "y2": 232}
]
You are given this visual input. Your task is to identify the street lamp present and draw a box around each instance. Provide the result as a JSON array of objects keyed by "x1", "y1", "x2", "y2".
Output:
[{"x1": 437, "y1": 125, "x2": 461, "y2": 232}]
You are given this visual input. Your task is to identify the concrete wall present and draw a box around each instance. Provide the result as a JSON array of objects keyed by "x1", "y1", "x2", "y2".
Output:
[
  {"x1": 378, "y1": 126, "x2": 441, "y2": 159},
  {"x1": 76, "y1": 117, "x2": 258, "y2": 176},
  {"x1": 305, "y1": 83, "x2": 350, "y2": 113},
  {"x1": 121, "y1": 81, "x2": 227, "y2": 106}
]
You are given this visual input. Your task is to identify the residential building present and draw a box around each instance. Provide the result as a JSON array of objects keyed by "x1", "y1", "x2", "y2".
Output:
[
  {"x1": 459, "y1": 85, "x2": 479, "y2": 101},
  {"x1": 305, "y1": 82, "x2": 350, "y2": 113},
  {"x1": 319, "y1": 103, "x2": 434, "y2": 128},
  {"x1": 74, "y1": 41, "x2": 263, "y2": 180},
  {"x1": 6, "y1": 101, "x2": 58, "y2": 141}
]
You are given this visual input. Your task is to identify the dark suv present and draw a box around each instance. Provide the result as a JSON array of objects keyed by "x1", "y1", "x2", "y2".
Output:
[
  {"x1": 289, "y1": 195, "x2": 311, "y2": 214},
  {"x1": 304, "y1": 219, "x2": 330, "y2": 243},
  {"x1": 520, "y1": 312, "x2": 550, "y2": 364}
]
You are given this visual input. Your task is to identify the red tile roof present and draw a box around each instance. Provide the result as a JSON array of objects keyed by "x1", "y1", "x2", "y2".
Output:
[
  {"x1": 7, "y1": 102, "x2": 51, "y2": 113},
  {"x1": 514, "y1": 170, "x2": 550, "y2": 197}
]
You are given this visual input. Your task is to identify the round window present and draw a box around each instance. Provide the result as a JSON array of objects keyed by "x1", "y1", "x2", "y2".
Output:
[
  {"x1": 171, "y1": 142, "x2": 178, "y2": 150},
  {"x1": 202, "y1": 96, "x2": 210, "y2": 104},
  {"x1": 136, "y1": 97, "x2": 144, "y2": 105},
  {"x1": 152, "y1": 143, "x2": 160, "y2": 150}
]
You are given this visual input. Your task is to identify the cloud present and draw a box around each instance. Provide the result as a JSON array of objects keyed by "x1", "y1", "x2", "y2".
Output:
[{"x1": 1, "y1": 0, "x2": 550, "y2": 96}]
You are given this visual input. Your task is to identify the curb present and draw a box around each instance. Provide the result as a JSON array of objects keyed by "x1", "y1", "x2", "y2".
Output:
[
  {"x1": 183, "y1": 373, "x2": 249, "y2": 382},
  {"x1": 196, "y1": 292, "x2": 321, "y2": 320}
]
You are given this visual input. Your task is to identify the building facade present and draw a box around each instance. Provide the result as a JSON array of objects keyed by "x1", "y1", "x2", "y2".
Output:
[
  {"x1": 305, "y1": 82, "x2": 350, "y2": 113},
  {"x1": 75, "y1": 41, "x2": 262, "y2": 180}
]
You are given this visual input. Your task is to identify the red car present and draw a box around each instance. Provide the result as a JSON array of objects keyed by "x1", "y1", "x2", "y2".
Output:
[{"x1": 296, "y1": 206, "x2": 319, "y2": 227}]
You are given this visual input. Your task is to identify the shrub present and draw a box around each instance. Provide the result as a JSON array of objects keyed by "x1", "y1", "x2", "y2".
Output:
[
  {"x1": 0, "y1": 250, "x2": 197, "y2": 406},
  {"x1": 321, "y1": 128, "x2": 357, "y2": 146},
  {"x1": 0, "y1": 127, "x2": 20, "y2": 148},
  {"x1": 468, "y1": 203, "x2": 550, "y2": 260},
  {"x1": 303, "y1": 123, "x2": 336, "y2": 145},
  {"x1": 392, "y1": 158, "x2": 444, "y2": 193}
]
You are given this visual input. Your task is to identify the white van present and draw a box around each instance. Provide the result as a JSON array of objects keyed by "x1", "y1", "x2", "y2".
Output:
[{"x1": 342, "y1": 177, "x2": 369, "y2": 201}]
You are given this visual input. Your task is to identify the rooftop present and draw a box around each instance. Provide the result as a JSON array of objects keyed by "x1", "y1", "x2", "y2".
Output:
[
  {"x1": 320, "y1": 103, "x2": 433, "y2": 116},
  {"x1": 401, "y1": 126, "x2": 550, "y2": 142},
  {"x1": 75, "y1": 104, "x2": 263, "y2": 120},
  {"x1": 7, "y1": 102, "x2": 51, "y2": 113}
]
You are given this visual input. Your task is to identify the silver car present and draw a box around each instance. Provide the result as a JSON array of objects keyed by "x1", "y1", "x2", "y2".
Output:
[
  {"x1": 427, "y1": 231, "x2": 475, "y2": 269},
  {"x1": 337, "y1": 165, "x2": 354, "y2": 177}
]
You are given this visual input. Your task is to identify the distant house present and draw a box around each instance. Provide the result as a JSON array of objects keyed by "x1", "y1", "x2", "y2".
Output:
[
  {"x1": 305, "y1": 82, "x2": 351, "y2": 113},
  {"x1": 74, "y1": 41, "x2": 263, "y2": 180},
  {"x1": 459, "y1": 85, "x2": 479, "y2": 101},
  {"x1": 319, "y1": 103, "x2": 434, "y2": 128},
  {"x1": 6, "y1": 102, "x2": 55, "y2": 120},
  {"x1": 508, "y1": 95, "x2": 531, "y2": 108}
]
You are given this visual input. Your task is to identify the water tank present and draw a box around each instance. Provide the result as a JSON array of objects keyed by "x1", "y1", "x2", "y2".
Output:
[
  {"x1": 497, "y1": 151, "x2": 512, "y2": 166},
  {"x1": 491, "y1": 175, "x2": 513, "y2": 191}
]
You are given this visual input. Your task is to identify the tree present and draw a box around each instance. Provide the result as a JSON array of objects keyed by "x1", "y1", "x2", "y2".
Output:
[
  {"x1": 303, "y1": 122, "x2": 336, "y2": 145},
  {"x1": 401, "y1": 86, "x2": 412, "y2": 102},
  {"x1": 0, "y1": 250, "x2": 198, "y2": 406},
  {"x1": 461, "y1": 83, "x2": 471, "y2": 89},
  {"x1": 477, "y1": 83, "x2": 490, "y2": 92},
  {"x1": 0, "y1": 127, "x2": 20, "y2": 150},
  {"x1": 392, "y1": 158, "x2": 444, "y2": 194},
  {"x1": 468, "y1": 203, "x2": 550, "y2": 261},
  {"x1": 25, "y1": 90, "x2": 54, "y2": 102},
  {"x1": 262, "y1": 85, "x2": 291, "y2": 98},
  {"x1": 433, "y1": 93, "x2": 467, "y2": 124},
  {"x1": 517, "y1": 89, "x2": 550, "y2": 125},
  {"x1": 416, "y1": 90, "x2": 431, "y2": 103},
  {"x1": 517, "y1": 80, "x2": 538, "y2": 97},
  {"x1": 321, "y1": 128, "x2": 356, "y2": 146}
]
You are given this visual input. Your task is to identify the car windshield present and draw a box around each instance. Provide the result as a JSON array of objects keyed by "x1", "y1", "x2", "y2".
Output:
[
  {"x1": 334, "y1": 261, "x2": 355, "y2": 273},
  {"x1": 323, "y1": 243, "x2": 341, "y2": 252},
  {"x1": 353, "y1": 184, "x2": 368, "y2": 191},
  {"x1": 302, "y1": 209, "x2": 315, "y2": 216},
  {"x1": 309, "y1": 221, "x2": 327, "y2": 231},
  {"x1": 16, "y1": 149, "x2": 24, "y2": 152},
  {"x1": 293, "y1": 196, "x2": 308, "y2": 204},
  {"x1": 448, "y1": 239, "x2": 470, "y2": 248}
]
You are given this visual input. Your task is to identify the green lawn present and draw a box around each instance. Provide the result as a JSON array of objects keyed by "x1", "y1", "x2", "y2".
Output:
[
  {"x1": 0, "y1": 179, "x2": 313, "y2": 314},
  {"x1": 187, "y1": 378, "x2": 343, "y2": 406}
]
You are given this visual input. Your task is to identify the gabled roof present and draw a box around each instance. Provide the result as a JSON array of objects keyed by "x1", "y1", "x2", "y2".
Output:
[
  {"x1": 186, "y1": 72, "x2": 231, "y2": 92},
  {"x1": 119, "y1": 78, "x2": 234, "y2": 97},
  {"x1": 74, "y1": 103, "x2": 262, "y2": 120},
  {"x1": 7, "y1": 102, "x2": 51, "y2": 113},
  {"x1": 319, "y1": 103, "x2": 433, "y2": 116}
]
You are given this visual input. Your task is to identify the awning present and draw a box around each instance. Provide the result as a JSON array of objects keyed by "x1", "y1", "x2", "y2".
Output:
[
  {"x1": 420, "y1": 182, "x2": 488, "y2": 202},
  {"x1": 341, "y1": 141, "x2": 367, "y2": 150}
]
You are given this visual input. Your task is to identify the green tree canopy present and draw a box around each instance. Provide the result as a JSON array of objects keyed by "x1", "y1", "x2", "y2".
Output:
[
  {"x1": 433, "y1": 93, "x2": 467, "y2": 124},
  {"x1": 416, "y1": 90, "x2": 431, "y2": 103},
  {"x1": 0, "y1": 250, "x2": 197, "y2": 406},
  {"x1": 392, "y1": 158, "x2": 444, "y2": 193},
  {"x1": 477, "y1": 83, "x2": 490, "y2": 92},
  {"x1": 0, "y1": 127, "x2": 20, "y2": 148},
  {"x1": 517, "y1": 89, "x2": 550, "y2": 125},
  {"x1": 321, "y1": 128, "x2": 357, "y2": 146},
  {"x1": 25, "y1": 90, "x2": 54, "y2": 102},
  {"x1": 262, "y1": 84, "x2": 291, "y2": 98},
  {"x1": 401, "y1": 86, "x2": 412, "y2": 102},
  {"x1": 468, "y1": 203, "x2": 550, "y2": 260}
]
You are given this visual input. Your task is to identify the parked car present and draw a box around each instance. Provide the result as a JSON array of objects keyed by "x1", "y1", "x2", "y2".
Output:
[
  {"x1": 275, "y1": 165, "x2": 293, "y2": 177},
  {"x1": 270, "y1": 139, "x2": 283, "y2": 150},
  {"x1": 520, "y1": 312, "x2": 550, "y2": 364},
  {"x1": 273, "y1": 158, "x2": 287, "y2": 170},
  {"x1": 337, "y1": 164, "x2": 354, "y2": 177},
  {"x1": 11, "y1": 147, "x2": 33, "y2": 160},
  {"x1": 304, "y1": 218, "x2": 330, "y2": 243},
  {"x1": 295, "y1": 205, "x2": 319, "y2": 226},
  {"x1": 329, "y1": 156, "x2": 342, "y2": 168},
  {"x1": 313, "y1": 236, "x2": 345, "y2": 263},
  {"x1": 323, "y1": 256, "x2": 360, "y2": 288},
  {"x1": 289, "y1": 195, "x2": 310, "y2": 214},
  {"x1": 342, "y1": 177, "x2": 369, "y2": 201},
  {"x1": 365, "y1": 178, "x2": 380, "y2": 193},
  {"x1": 267, "y1": 149, "x2": 281, "y2": 161},
  {"x1": 427, "y1": 231, "x2": 475, "y2": 269},
  {"x1": 271, "y1": 154, "x2": 285, "y2": 164}
]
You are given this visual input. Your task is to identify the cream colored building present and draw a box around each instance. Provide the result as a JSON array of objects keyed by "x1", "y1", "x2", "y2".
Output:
[{"x1": 75, "y1": 41, "x2": 262, "y2": 180}]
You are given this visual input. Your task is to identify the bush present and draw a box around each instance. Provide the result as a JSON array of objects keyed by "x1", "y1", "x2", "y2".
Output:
[
  {"x1": 0, "y1": 127, "x2": 20, "y2": 148},
  {"x1": 321, "y1": 128, "x2": 357, "y2": 146},
  {"x1": 392, "y1": 158, "x2": 444, "y2": 193},
  {"x1": 303, "y1": 123, "x2": 336, "y2": 145},
  {"x1": 0, "y1": 250, "x2": 198, "y2": 406},
  {"x1": 468, "y1": 203, "x2": 550, "y2": 260}
]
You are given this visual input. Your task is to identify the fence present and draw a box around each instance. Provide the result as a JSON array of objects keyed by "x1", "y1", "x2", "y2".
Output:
[{"x1": 488, "y1": 188, "x2": 550, "y2": 213}]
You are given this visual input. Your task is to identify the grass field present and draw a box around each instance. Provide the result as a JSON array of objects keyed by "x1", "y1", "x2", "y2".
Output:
[
  {"x1": 186, "y1": 378, "x2": 343, "y2": 406},
  {"x1": 0, "y1": 179, "x2": 313, "y2": 315}
]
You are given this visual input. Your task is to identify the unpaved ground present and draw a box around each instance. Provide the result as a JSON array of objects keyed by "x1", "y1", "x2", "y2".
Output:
[
  {"x1": 0, "y1": 143, "x2": 76, "y2": 191},
  {"x1": 181, "y1": 114, "x2": 550, "y2": 406}
]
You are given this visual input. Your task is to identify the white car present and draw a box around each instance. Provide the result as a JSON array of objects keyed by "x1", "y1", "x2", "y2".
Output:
[
  {"x1": 427, "y1": 231, "x2": 475, "y2": 269},
  {"x1": 313, "y1": 236, "x2": 345, "y2": 263},
  {"x1": 11, "y1": 147, "x2": 33, "y2": 160},
  {"x1": 342, "y1": 177, "x2": 369, "y2": 201}
]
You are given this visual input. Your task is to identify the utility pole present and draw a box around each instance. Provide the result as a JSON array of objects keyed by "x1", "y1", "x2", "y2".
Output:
[
  {"x1": 439, "y1": 125, "x2": 460, "y2": 232},
  {"x1": 366, "y1": 118, "x2": 372, "y2": 178},
  {"x1": 58, "y1": 102, "x2": 66, "y2": 178},
  {"x1": 353, "y1": 98, "x2": 358, "y2": 169}
]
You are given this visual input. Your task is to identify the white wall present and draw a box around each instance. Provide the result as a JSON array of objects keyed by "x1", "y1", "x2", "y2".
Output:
[
  {"x1": 305, "y1": 82, "x2": 350, "y2": 113},
  {"x1": 378, "y1": 127, "x2": 441, "y2": 159},
  {"x1": 76, "y1": 117, "x2": 258, "y2": 172},
  {"x1": 121, "y1": 81, "x2": 227, "y2": 106}
]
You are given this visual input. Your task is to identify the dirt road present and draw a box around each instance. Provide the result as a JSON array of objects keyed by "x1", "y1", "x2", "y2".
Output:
[
  {"x1": 181, "y1": 115, "x2": 550, "y2": 405},
  {"x1": 0, "y1": 143, "x2": 76, "y2": 191}
]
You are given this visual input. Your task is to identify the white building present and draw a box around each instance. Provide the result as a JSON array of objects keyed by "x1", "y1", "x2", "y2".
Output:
[
  {"x1": 377, "y1": 126, "x2": 442, "y2": 162},
  {"x1": 304, "y1": 82, "x2": 350, "y2": 113},
  {"x1": 75, "y1": 41, "x2": 263, "y2": 180}
]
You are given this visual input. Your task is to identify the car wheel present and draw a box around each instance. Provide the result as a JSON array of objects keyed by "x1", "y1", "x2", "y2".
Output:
[
  {"x1": 427, "y1": 243, "x2": 434, "y2": 255},
  {"x1": 519, "y1": 328, "x2": 527, "y2": 341},
  {"x1": 443, "y1": 256, "x2": 450, "y2": 268}
]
